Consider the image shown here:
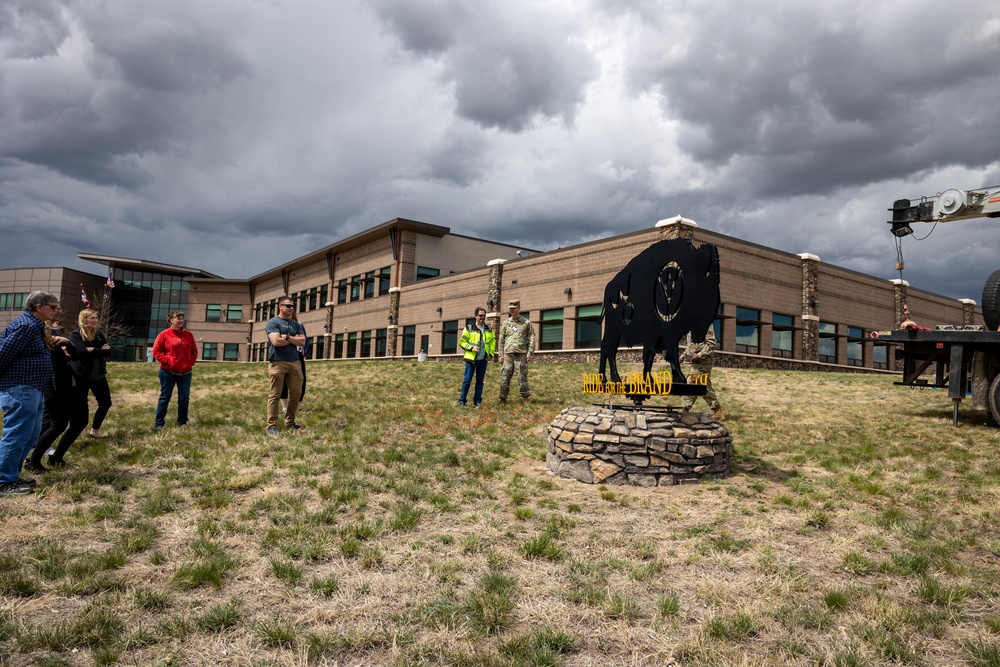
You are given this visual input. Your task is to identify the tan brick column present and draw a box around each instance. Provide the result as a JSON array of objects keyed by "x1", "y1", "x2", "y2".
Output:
[
  {"x1": 891, "y1": 279, "x2": 909, "y2": 328},
  {"x1": 386, "y1": 287, "x2": 401, "y2": 357},
  {"x1": 487, "y1": 259, "x2": 505, "y2": 332},
  {"x1": 324, "y1": 299, "x2": 335, "y2": 359},
  {"x1": 890, "y1": 279, "x2": 909, "y2": 372},
  {"x1": 959, "y1": 298, "x2": 976, "y2": 326},
  {"x1": 655, "y1": 215, "x2": 698, "y2": 241},
  {"x1": 799, "y1": 253, "x2": 820, "y2": 362}
]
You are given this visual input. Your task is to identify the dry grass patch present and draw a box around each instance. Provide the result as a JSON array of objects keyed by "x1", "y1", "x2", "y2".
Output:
[{"x1": 1, "y1": 361, "x2": 999, "y2": 665}]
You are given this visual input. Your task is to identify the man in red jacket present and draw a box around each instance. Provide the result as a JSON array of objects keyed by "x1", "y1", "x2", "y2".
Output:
[{"x1": 151, "y1": 311, "x2": 198, "y2": 429}]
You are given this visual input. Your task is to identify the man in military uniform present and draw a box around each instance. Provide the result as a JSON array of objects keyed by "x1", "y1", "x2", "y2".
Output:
[
  {"x1": 679, "y1": 325, "x2": 724, "y2": 420},
  {"x1": 497, "y1": 299, "x2": 534, "y2": 403}
]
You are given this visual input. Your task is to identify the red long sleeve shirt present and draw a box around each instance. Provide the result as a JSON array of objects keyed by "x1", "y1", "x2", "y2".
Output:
[{"x1": 152, "y1": 328, "x2": 198, "y2": 374}]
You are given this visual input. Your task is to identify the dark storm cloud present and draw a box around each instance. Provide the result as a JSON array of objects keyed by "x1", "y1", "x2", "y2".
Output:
[
  {"x1": 0, "y1": 2, "x2": 251, "y2": 187},
  {"x1": 81, "y1": 6, "x2": 251, "y2": 93},
  {"x1": 368, "y1": 0, "x2": 599, "y2": 131},
  {"x1": 367, "y1": 0, "x2": 471, "y2": 54},
  {"x1": 621, "y1": 1, "x2": 1000, "y2": 197},
  {"x1": 422, "y1": 125, "x2": 491, "y2": 186},
  {"x1": 2, "y1": 0, "x2": 999, "y2": 302},
  {"x1": 0, "y1": 0, "x2": 69, "y2": 59}
]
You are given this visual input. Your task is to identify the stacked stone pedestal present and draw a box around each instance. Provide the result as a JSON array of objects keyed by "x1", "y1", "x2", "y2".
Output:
[{"x1": 547, "y1": 406, "x2": 732, "y2": 486}]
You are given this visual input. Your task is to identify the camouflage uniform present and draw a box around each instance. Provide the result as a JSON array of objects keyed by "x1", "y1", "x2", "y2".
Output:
[
  {"x1": 497, "y1": 312, "x2": 535, "y2": 401},
  {"x1": 680, "y1": 326, "x2": 724, "y2": 419}
]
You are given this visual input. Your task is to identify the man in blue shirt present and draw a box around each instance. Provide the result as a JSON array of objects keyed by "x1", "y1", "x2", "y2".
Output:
[
  {"x1": 0, "y1": 291, "x2": 59, "y2": 495},
  {"x1": 264, "y1": 297, "x2": 306, "y2": 436}
]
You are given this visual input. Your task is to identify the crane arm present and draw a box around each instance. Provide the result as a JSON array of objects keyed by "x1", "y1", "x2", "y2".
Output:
[{"x1": 888, "y1": 186, "x2": 1000, "y2": 237}]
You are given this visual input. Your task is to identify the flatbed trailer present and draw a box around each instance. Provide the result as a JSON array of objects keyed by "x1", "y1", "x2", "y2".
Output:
[{"x1": 885, "y1": 329, "x2": 1000, "y2": 426}]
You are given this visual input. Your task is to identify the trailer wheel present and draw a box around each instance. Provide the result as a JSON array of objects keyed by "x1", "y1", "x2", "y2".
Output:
[
  {"x1": 990, "y1": 374, "x2": 1000, "y2": 426},
  {"x1": 982, "y1": 269, "x2": 1000, "y2": 331}
]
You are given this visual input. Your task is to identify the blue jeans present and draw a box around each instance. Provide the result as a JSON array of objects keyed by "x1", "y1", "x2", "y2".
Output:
[
  {"x1": 155, "y1": 370, "x2": 192, "y2": 427},
  {"x1": 0, "y1": 385, "x2": 45, "y2": 483},
  {"x1": 459, "y1": 358, "x2": 489, "y2": 405}
]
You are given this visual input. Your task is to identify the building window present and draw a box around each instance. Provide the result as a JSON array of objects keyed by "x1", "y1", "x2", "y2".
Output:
[
  {"x1": 337, "y1": 279, "x2": 348, "y2": 304},
  {"x1": 873, "y1": 344, "x2": 889, "y2": 370},
  {"x1": 347, "y1": 332, "x2": 357, "y2": 357},
  {"x1": 361, "y1": 330, "x2": 372, "y2": 357},
  {"x1": 378, "y1": 267, "x2": 391, "y2": 296},
  {"x1": 334, "y1": 334, "x2": 344, "y2": 359},
  {"x1": 350, "y1": 276, "x2": 361, "y2": 302},
  {"x1": 539, "y1": 308, "x2": 564, "y2": 350},
  {"x1": 308, "y1": 287, "x2": 318, "y2": 311},
  {"x1": 203, "y1": 343, "x2": 218, "y2": 360},
  {"x1": 313, "y1": 335, "x2": 324, "y2": 360},
  {"x1": 226, "y1": 305, "x2": 243, "y2": 323},
  {"x1": 416, "y1": 266, "x2": 440, "y2": 282},
  {"x1": 574, "y1": 304, "x2": 603, "y2": 349},
  {"x1": 735, "y1": 307, "x2": 760, "y2": 355},
  {"x1": 319, "y1": 284, "x2": 328, "y2": 307},
  {"x1": 819, "y1": 322, "x2": 837, "y2": 363},
  {"x1": 223, "y1": 343, "x2": 239, "y2": 361},
  {"x1": 205, "y1": 304, "x2": 222, "y2": 322},
  {"x1": 375, "y1": 328, "x2": 387, "y2": 357},
  {"x1": 847, "y1": 326, "x2": 864, "y2": 367},
  {"x1": 441, "y1": 320, "x2": 459, "y2": 354},
  {"x1": 0, "y1": 293, "x2": 28, "y2": 310},
  {"x1": 364, "y1": 271, "x2": 375, "y2": 299},
  {"x1": 402, "y1": 326, "x2": 415, "y2": 356},
  {"x1": 772, "y1": 313, "x2": 794, "y2": 358}
]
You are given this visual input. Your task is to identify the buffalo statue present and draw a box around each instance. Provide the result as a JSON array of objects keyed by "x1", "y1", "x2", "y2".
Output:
[{"x1": 599, "y1": 237, "x2": 721, "y2": 388}]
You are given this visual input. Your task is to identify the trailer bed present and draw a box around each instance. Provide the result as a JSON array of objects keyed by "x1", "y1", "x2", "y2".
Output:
[{"x1": 884, "y1": 329, "x2": 1000, "y2": 425}]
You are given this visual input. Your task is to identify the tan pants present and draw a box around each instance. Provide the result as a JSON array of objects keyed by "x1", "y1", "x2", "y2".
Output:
[{"x1": 268, "y1": 361, "x2": 303, "y2": 428}]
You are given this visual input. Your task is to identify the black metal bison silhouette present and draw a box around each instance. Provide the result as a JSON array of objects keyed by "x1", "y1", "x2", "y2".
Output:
[{"x1": 599, "y1": 237, "x2": 720, "y2": 387}]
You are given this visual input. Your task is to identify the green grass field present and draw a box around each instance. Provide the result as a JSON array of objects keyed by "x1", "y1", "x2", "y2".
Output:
[{"x1": 1, "y1": 360, "x2": 999, "y2": 666}]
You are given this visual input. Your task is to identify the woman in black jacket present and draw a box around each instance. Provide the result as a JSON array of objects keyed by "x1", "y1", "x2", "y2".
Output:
[
  {"x1": 25, "y1": 305, "x2": 78, "y2": 473},
  {"x1": 50, "y1": 309, "x2": 113, "y2": 466}
]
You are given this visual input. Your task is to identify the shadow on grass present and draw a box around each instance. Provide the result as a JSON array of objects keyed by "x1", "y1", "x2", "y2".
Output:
[
  {"x1": 891, "y1": 403, "x2": 997, "y2": 427},
  {"x1": 732, "y1": 454, "x2": 796, "y2": 483}
]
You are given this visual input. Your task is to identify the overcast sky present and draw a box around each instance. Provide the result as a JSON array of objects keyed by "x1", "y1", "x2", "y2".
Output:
[{"x1": 2, "y1": 0, "x2": 999, "y2": 301}]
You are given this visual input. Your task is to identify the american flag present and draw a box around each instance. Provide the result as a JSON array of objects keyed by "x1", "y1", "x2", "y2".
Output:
[
  {"x1": 81, "y1": 287, "x2": 91, "y2": 308},
  {"x1": 106, "y1": 267, "x2": 115, "y2": 289}
]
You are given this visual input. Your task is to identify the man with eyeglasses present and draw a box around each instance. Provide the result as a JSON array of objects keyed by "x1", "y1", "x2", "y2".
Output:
[
  {"x1": 457, "y1": 307, "x2": 496, "y2": 408},
  {"x1": 264, "y1": 298, "x2": 306, "y2": 436},
  {"x1": 0, "y1": 291, "x2": 58, "y2": 495}
]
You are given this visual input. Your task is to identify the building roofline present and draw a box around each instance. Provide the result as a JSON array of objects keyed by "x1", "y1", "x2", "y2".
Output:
[
  {"x1": 186, "y1": 277, "x2": 253, "y2": 284},
  {"x1": 446, "y1": 231, "x2": 541, "y2": 254},
  {"x1": 247, "y1": 217, "x2": 452, "y2": 282},
  {"x1": 78, "y1": 253, "x2": 222, "y2": 279}
]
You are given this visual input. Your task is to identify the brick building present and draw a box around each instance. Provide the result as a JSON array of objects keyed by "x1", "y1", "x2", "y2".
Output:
[
  {"x1": 2, "y1": 216, "x2": 982, "y2": 369},
  {"x1": 231, "y1": 216, "x2": 980, "y2": 370},
  {"x1": 0, "y1": 267, "x2": 107, "y2": 333}
]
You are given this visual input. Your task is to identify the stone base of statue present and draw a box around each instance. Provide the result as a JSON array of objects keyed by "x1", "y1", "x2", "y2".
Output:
[{"x1": 546, "y1": 406, "x2": 732, "y2": 486}]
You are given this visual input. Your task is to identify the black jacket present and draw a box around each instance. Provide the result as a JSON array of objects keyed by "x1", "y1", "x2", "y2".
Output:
[
  {"x1": 70, "y1": 329, "x2": 111, "y2": 383},
  {"x1": 49, "y1": 330, "x2": 80, "y2": 394}
]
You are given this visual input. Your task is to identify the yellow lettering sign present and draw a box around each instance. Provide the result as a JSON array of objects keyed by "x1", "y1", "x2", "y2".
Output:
[{"x1": 582, "y1": 370, "x2": 676, "y2": 395}]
